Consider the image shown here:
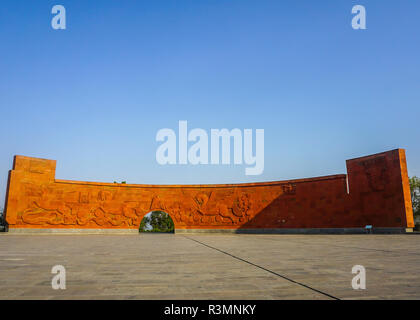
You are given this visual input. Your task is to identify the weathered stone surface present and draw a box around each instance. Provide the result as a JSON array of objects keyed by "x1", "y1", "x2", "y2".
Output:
[{"x1": 3, "y1": 149, "x2": 414, "y2": 231}]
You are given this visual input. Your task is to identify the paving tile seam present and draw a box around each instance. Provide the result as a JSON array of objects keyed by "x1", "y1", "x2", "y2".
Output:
[
  {"x1": 249, "y1": 236, "x2": 418, "y2": 255},
  {"x1": 182, "y1": 236, "x2": 340, "y2": 300}
]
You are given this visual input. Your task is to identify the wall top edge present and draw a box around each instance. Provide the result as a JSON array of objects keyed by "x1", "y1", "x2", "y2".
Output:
[
  {"x1": 54, "y1": 174, "x2": 347, "y2": 188},
  {"x1": 345, "y1": 148, "x2": 403, "y2": 162}
]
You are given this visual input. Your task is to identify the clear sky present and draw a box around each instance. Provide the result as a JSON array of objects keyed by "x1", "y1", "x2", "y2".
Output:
[{"x1": 1, "y1": 0, "x2": 419, "y2": 206}]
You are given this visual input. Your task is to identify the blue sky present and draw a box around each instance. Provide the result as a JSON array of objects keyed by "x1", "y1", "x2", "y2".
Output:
[{"x1": 0, "y1": 1, "x2": 419, "y2": 205}]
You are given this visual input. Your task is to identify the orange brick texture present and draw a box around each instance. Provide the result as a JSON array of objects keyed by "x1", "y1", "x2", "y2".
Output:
[{"x1": 3, "y1": 149, "x2": 414, "y2": 231}]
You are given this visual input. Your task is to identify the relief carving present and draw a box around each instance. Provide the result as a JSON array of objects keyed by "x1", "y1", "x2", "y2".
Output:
[
  {"x1": 17, "y1": 187, "x2": 261, "y2": 228},
  {"x1": 6, "y1": 152, "x2": 413, "y2": 230},
  {"x1": 282, "y1": 183, "x2": 296, "y2": 195},
  {"x1": 361, "y1": 156, "x2": 388, "y2": 192}
]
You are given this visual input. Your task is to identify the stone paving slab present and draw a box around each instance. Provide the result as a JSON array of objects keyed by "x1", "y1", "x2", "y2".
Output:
[{"x1": 0, "y1": 233, "x2": 419, "y2": 299}]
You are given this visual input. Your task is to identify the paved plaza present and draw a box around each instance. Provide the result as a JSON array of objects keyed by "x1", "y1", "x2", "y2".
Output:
[{"x1": 0, "y1": 233, "x2": 419, "y2": 299}]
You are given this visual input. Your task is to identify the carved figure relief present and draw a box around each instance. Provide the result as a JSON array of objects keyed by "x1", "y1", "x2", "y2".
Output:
[
  {"x1": 361, "y1": 157, "x2": 388, "y2": 192},
  {"x1": 7, "y1": 150, "x2": 413, "y2": 230}
]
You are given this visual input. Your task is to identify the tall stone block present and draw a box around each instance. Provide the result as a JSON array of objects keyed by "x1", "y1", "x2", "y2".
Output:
[{"x1": 346, "y1": 149, "x2": 414, "y2": 228}]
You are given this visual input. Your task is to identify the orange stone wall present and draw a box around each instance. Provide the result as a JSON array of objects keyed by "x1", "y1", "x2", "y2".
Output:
[{"x1": 3, "y1": 149, "x2": 414, "y2": 230}]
